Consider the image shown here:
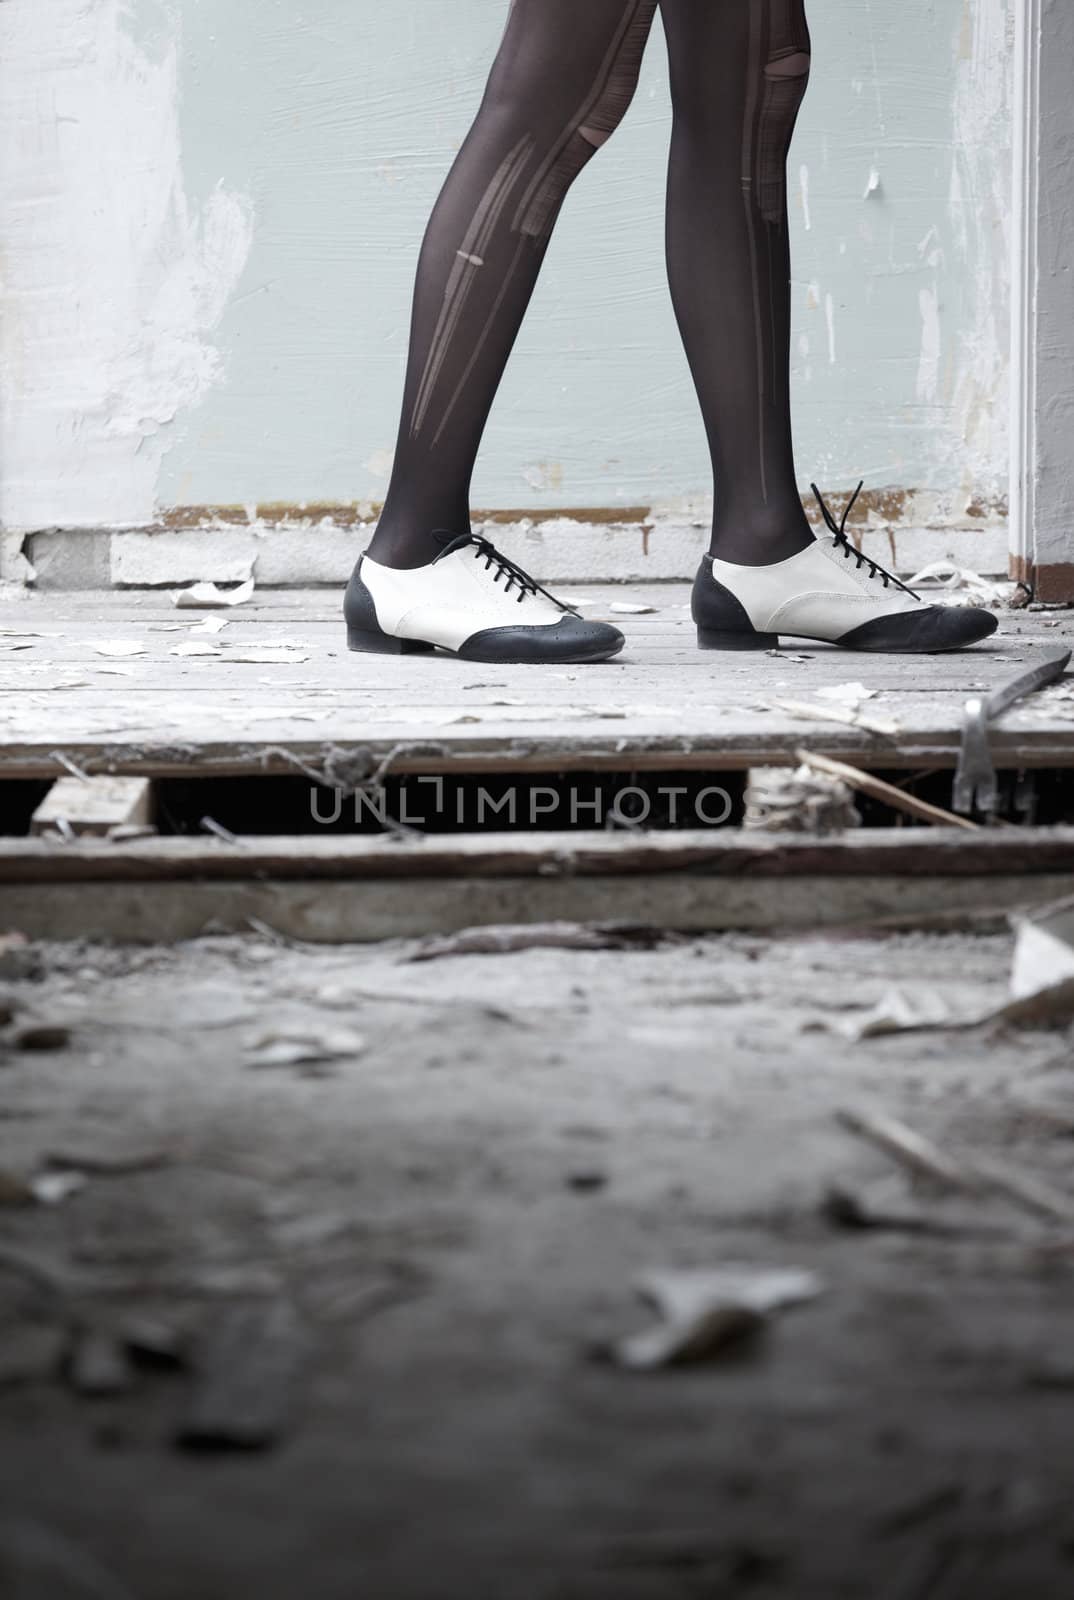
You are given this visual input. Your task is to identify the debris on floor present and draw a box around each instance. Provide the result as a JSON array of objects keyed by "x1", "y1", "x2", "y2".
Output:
[
  {"x1": 243, "y1": 1026, "x2": 366, "y2": 1072},
  {"x1": 176, "y1": 1300, "x2": 308, "y2": 1452},
  {"x1": 406, "y1": 921, "x2": 674, "y2": 961},
  {"x1": 812, "y1": 895, "x2": 1074, "y2": 1037},
  {"x1": 906, "y1": 560, "x2": 1012, "y2": 607},
  {"x1": 0, "y1": 925, "x2": 1072, "y2": 1596},
  {"x1": 836, "y1": 1105, "x2": 1074, "y2": 1226},
  {"x1": 1010, "y1": 894, "x2": 1074, "y2": 1003},
  {"x1": 795, "y1": 748, "x2": 978, "y2": 830},
  {"x1": 743, "y1": 763, "x2": 860, "y2": 834},
  {"x1": 603, "y1": 1265, "x2": 823, "y2": 1371},
  {"x1": 172, "y1": 578, "x2": 255, "y2": 608}
]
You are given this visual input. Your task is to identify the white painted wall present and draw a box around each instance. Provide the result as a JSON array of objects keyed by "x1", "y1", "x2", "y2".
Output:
[
  {"x1": 0, "y1": 0, "x2": 252, "y2": 530},
  {"x1": 1, "y1": 0, "x2": 1014, "y2": 538}
]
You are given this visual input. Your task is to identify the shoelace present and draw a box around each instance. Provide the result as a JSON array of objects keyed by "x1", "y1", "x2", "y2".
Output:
[
  {"x1": 431, "y1": 531, "x2": 577, "y2": 613},
  {"x1": 810, "y1": 481, "x2": 919, "y2": 598}
]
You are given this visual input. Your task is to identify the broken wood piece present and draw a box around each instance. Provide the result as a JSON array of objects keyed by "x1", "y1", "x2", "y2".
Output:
[
  {"x1": 836, "y1": 1107, "x2": 976, "y2": 1191},
  {"x1": 605, "y1": 1266, "x2": 823, "y2": 1372},
  {"x1": 837, "y1": 1107, "x2": 1074, "y2": 1225},
  {"x1": 176, "y1": 1300, "x2": 307, "y2": 1451},
  {"x1": 30, "y1": 776, "x2": 152, "y2": 838},
  {"x1": 962, "y1": 1154, "x2": 1074, "y2": 1226},
  {"x1": 796, "y1": 749, "x2": 979, "y2": 831}
]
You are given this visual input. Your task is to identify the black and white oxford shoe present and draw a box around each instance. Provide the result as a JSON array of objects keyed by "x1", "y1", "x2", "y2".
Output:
[
  {"x1": 693, "y1": 483, "x2": 999, "y2": 654},
  {"x1": 344, "y1": 532, "x2": 624, "y2": 663}
]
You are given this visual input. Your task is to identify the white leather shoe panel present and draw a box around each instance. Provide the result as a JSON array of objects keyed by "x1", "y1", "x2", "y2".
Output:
[
  {"x1": 708, "y1": 540, "x2": 921, "y2": 638},
  {"x1": 361, "y1": 549, "x2": 562, "y2": 650}
]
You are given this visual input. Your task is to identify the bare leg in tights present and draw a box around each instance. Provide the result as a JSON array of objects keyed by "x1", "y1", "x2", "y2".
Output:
[{"x1": 366, "y1": 0, "x2": 812, "y2": 572}]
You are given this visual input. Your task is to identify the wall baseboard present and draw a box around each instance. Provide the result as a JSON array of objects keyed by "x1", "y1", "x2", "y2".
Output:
[{"x1": 3, "y1": 504, "x2": 1011, "y2": 591}]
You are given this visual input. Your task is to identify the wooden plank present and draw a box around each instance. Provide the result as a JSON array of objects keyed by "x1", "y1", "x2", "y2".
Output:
[
  {"x1": 1, "y1": 726, "x2": 1073, "y2": 778},
  {"x1": 3, "y1": 587, "x2": 1073, "y2": 781},
  {"x1": 29, "y1": 776, "x2": 153, "y2": 837},
  {"x1": 2, "y1": 827, "x2": 1073, "y2": 884},
  {"x1": 4, "y1": 872, "x2": 1072, "y2": 944}
]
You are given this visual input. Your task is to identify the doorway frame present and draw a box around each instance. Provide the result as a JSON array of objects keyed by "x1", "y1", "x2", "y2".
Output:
[{"x1": 1010, "y1": 0, "x2": 1074, "y2": 600}]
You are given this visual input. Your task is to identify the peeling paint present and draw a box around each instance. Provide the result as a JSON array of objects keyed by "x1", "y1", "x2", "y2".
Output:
[{"x1": 0, "y1": 0, "x2": 253, "y2": 531}]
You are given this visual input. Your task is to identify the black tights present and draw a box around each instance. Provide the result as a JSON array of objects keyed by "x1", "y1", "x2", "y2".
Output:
[{"x1": 368, "y1": 0, "x2": 814, "y2": 570}]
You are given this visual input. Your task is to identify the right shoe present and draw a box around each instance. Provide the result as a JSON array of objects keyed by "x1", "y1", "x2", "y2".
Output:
[
  {"x1": 344, "y1": 533, "x2": 625, "y2": 664},
  {"x1": 692, "y1": 483, "x2": 999, "y2": 654}
]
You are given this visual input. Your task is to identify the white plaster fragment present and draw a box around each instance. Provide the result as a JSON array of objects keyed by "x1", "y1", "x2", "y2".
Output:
[{"x1": 173, "y1": 578, "x2": 255, "y2": 609}]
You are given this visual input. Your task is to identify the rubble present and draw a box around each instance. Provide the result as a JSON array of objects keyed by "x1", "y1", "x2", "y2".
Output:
[{"x1": 603, "y1": 1266, "x2": 823, "y2": 1371}]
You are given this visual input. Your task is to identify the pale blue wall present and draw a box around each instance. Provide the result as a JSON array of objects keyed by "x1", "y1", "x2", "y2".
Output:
[{"x1": 160, "y1": 0, "x2": 1011, "y2": 516}]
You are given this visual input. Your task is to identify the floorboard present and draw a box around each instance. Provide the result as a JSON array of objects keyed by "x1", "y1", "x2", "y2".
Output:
[{"x1": 2, "y1": 586, "x2": 1073, "y2": 778}]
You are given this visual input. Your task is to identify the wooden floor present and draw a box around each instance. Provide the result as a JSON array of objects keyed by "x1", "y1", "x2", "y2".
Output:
[{"x1": 2, "y1": 584, "x2": 1073, "y2": 779}]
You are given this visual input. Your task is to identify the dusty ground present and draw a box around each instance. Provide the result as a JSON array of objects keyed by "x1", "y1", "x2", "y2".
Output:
[{"x1": 1, "y1": 926, "x2": 1073, "y2": 1599}]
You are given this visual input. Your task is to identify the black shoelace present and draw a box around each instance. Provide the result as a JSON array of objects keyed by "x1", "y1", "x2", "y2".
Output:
[
  {"x1": 810, "y1": 481, "x2": 919, "y2": 598},
  {"x1": 431, "y1": 531, "x2": 576, "y2": 613}
]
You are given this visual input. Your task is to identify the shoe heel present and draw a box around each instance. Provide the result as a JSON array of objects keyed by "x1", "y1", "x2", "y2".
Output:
[
  {"x1": 697, "y1": 627, "x2": 779, "y2": 651},
  {"x1": 346, "y1": 627, "x2": 435, "y2": 655}
]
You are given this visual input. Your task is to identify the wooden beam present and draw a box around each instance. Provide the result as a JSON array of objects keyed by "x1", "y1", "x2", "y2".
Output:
[
  {"x1": 3, "y1": 721, "x2": 1074, "y2": 782},
  {"x1": 2, "y1": 826, "x2": 1073, "y2": 884},
  {"x1": 3, "y1": 871, "x2": 1071, "y2": 945}
]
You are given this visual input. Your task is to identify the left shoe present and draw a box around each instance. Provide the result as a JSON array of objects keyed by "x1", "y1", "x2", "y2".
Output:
[
  {"x1": 693, "y1": 483, "x2": 999, "y2": 653},
  {"x1": 344, "y1": 532, "x2": 625, "y2": 663}
]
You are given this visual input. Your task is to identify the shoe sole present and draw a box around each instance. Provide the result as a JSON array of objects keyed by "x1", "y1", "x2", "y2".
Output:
[
  {"x1": 697, "y1": 617, "x2": 999, "y2": 654},
  {"x1": 347, "y1": 625, "x2": 625, "y2": 665}
]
